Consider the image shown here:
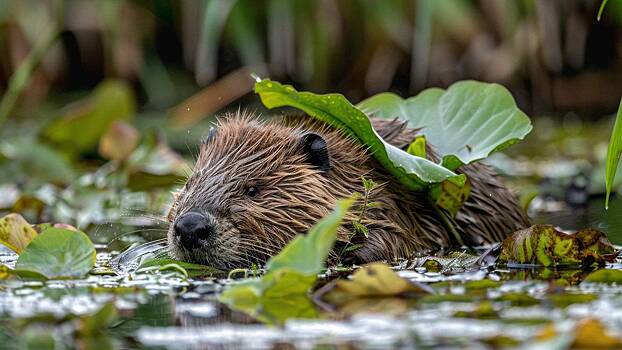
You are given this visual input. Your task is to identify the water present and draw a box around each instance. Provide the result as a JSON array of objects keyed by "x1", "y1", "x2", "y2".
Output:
[{"x1": 2, "y1": 197, "x2": 622, "y2": 349}]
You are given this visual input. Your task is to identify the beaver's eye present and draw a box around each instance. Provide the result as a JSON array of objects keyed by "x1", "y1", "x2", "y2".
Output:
[{"x1": 246, "y1": 186, "x2": 259, "y2": 197}]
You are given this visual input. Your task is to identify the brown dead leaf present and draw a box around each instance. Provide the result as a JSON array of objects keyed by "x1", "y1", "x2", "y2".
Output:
[{"x1": 99, "y1": 121, "x2": 140, "y2": 161}]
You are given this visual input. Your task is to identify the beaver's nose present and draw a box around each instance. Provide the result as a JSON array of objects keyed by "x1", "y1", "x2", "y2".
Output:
[{"x1": 174, "y1": 212, "x2": 215, "y2": 248}]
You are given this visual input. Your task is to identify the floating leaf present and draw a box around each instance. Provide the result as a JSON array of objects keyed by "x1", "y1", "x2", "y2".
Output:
[
  {"x1": 42, "y1": 79, "x2": 136, "y2": 155},
  {"x1": 454, "y1": 301, "x2": 498, "y2": 319},
  {"x1": 584, "y1": 269, "x2": 622, "y2": 284},
  {"x1": 495, "y1": 292, "x2": 539, "y2": 307},
  {"x1": 572, "y1": 318, "x2": 622, "y2": 348},
  {"x1": 254, "y1": 79, "x2": 462, "y2": 190},
  {"x1": 498, "y1": 225, "x2": 618, "y2": 267},
  {"x1": 219, "y1": 198, "x2": 353, "y2": 325},
  {"x1": 0, "y1": 213, "x2": 37, "y2": 253},
  {"x1": 464, "y1": 279, "x2": 502, "y2": 291},
  {"x1": 138, "y1": 258, "x2": 223, "y2": 278},
  {"x1": 357, "y1": 81, "x2": 532, "y2": 171},
  {"x1": 126, "y1": 135, "x2": 189, "y2": 191},
  {"x1": 15, "y1": 227, "x2": 96, "y2": 279},
  {"x1": 605, "y1": 98, "x2": 622, "y2": 209},
  {"x1": 316, "y1": 263, "x2": 432, "y2": 305},
  {"x1": 99, "y1": 121, "x2": 140, "y2": 161},
  {"x1": 0, "y1": 138, "x2": 75, "y2": 185}
]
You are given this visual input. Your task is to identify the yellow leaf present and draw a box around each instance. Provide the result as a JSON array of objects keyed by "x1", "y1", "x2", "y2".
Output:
[
  {"x1": 572, "y1": 318, "x2": 622, "y2": 349},
  {"x1": 0, "y1": 213, "x2": 37, "y2": 253},
  {"x1": 317, "y1": 263, "x2": 431, "y2": 304}
]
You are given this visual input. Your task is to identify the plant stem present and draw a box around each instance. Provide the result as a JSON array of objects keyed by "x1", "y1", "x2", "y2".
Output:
[{"x1": 0, "y1": 21, "x2": 59, "y2": 128}]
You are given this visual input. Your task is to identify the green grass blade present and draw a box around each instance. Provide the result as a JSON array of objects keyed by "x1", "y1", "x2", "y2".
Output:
[
  {"x1": 598, "y1": 0, "x2": 609, "y2": 21},
  {"x1": 605, "y1": 98, "x2": 622, "y2": 209}
]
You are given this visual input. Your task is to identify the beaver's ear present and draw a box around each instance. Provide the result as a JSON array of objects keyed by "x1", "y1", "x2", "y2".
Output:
[{"x1": 299, "y1": 133, "x2": 331, "y2": 173}]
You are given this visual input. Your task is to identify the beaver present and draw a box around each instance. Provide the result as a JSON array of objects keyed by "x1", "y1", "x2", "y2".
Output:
[{"x1": 167, "y1": 111, "x2": 530, "y2": 269}]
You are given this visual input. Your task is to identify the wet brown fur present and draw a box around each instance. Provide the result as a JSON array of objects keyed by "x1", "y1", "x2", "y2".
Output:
[{"x1": 167, "y1": 111, "x2": 530, "y2": 268}]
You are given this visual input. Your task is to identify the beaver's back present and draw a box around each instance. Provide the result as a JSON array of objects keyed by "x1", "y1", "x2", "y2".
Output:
[{"x1": 286, "y1": 116, "x2": 530, "y2": 262}]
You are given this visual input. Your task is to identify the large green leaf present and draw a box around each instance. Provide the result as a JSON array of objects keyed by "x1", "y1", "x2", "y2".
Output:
[
  {"x1": 605, "y1": 98, "x2": 622, "y2": 209},
  {"x1": 254, "y1": 79, "x2": 462, "y2": 190},
  {"x1": 15, "y1": 227, "x2": 96, "y2": 279},
  {"x1": 219, "y1": 197, "x2": 353, "y2": 325},
  {"x1": 357, "y1": 81, "x2": 532, "y2": 171},
  {"x1": 42, "y1": 79, "x2": 136, "y2": 155}
]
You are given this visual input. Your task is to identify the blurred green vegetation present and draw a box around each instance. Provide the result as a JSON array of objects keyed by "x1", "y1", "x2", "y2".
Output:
[{"x1": 0, "y1": 0, "x2": 622, "y2": 239}]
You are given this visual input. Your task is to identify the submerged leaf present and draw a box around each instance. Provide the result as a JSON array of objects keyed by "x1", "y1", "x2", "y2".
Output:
[
  {"x1": 317, "y1": 263, "x2": 432, "y2": 305},
  {"x1": 254, "y1": 79, "x2": 461, "y2": 190},
  {"x1": 498, "y1": 225, "x2": 618, "y2": 267},
  {"x1": 357, "y1": 81, "x2": 532, "y2": 171},
  {"x1": 0, "y1": 213, "x2": 37, "y2": 253},
  {"x1": 15, "y1": 227, "x2": 96, "y2": 279}
]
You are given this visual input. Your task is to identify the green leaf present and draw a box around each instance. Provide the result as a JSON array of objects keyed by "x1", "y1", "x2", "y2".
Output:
[
  {"x1": 498, "y1": 225, "x2": 618, "y2": 267},
  {"x1": 254, "y1": 79, "x2": 461, "y2": 190},
  {"x1": 219, "y1": 197, "x2": 353, "y2": 325},
  {"x1": 357, "y1": 81, "x2": 532, "y2": 171},
  {"x1": 605, "y1": 98, "x2": 622, "y2": 209},
  {"x1": 598, "y1": 0, "x2": 609, "y2": 21},
  {"x1": 431, "y1": 176, "x2": 472, "y2": 217},
  {"x1": 42, "y1": 79, "x2": 136, "y2": 155},
  {"x1": 352, "y1": 221, "x2": 369, "y2": 238},
  {"x1": 584, "y1": 269, "x2": 622, "y2": 284},
  {"x1": 125, "y1": 134, "x2": 190, "y2": 191},
  {"x1": 15, "y1": 228, "x2": 96, "y2": 279},
  {"x1": 407, "y1": 136, "x2": 427, "y2": 158}
]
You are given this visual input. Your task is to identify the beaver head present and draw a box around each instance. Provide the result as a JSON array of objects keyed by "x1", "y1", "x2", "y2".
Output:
[{"x1": 167, "y1": 113, "x2": 373, "y2": 269}]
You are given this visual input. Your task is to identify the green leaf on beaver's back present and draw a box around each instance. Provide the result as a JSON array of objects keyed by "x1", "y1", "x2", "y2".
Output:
[
  {"x1": 357, "y1": 81, "x2": 532, "y2": 171},
  {"x1": 497, "y1": 225, "x2": 618, "y2": 267},
  {"x1": 254, "y1": 79, "x2": 463, "y2": 190},
  {"x1": 15, "y1": 227, "x2": 96, "y2": 279},
  {"x1": 219, "y1": 197, "x2": 354, "y2": 325}
]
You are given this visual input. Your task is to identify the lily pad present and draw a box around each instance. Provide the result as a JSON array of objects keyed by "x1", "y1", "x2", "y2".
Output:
[
  {"x1": 254, "y1": 79, "x2": 462, "y2": 190},
  {"x1": 498, "y1": 225, "x2": 618, "y2": 267},
  {"x1": 0, "y1": 213, "x2": 37, "y2": 253},
  {"x1": 357, "y1": 81, "x2": 533, "y2": 171},
  {"x1": 15, "y1": 227, "x2": 96, "y2": 279}
]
